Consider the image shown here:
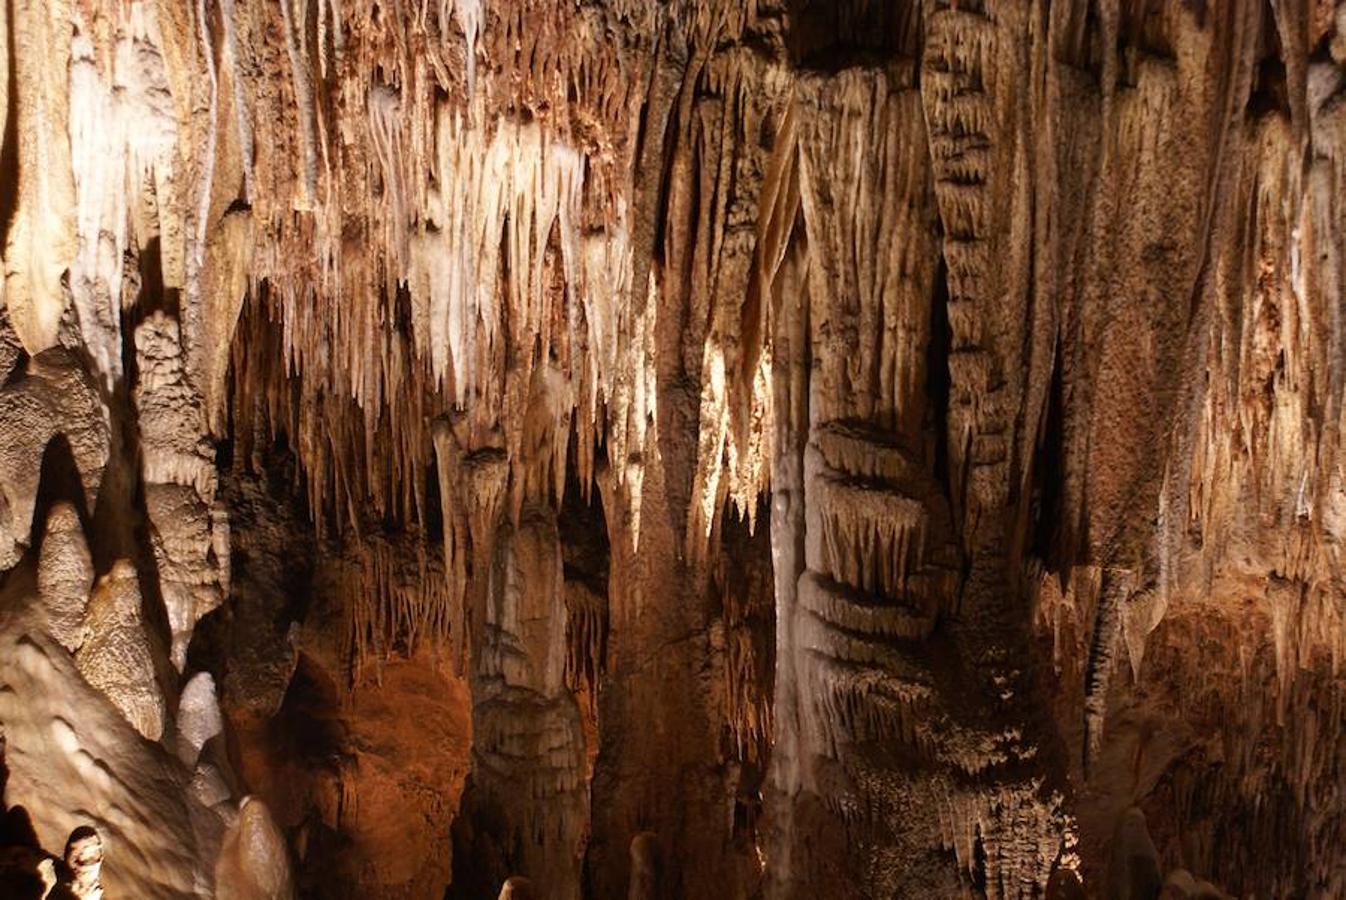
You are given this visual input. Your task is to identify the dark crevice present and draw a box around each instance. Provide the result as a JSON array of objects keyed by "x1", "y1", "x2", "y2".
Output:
[
  {"x1": 1247, "y1": 7, "x2": 1290, "y2": 118},
  {"x1": 0, "y1": 0, "x2": 19, "y2": 247},
  {"x1": 784, "y1": 0, "x2": 922, "y2": 72},
  {"x1": 3, "y1": 348, "x2": 28, "y2": 388},
  {"x1": 1052, "y1": 1, "x2": 1106, "y2": 78},
  {"x1": 1029, "y1": 347, "x2": 1066, "y2": 570},
  {"x1": 559, "y1": 453, "x2": 611, "y2": 600},
  {"x1": 135, "y1": 237, "x2": 180, "y2": 321},
  {"x1": 971, "y1": 824, "x2": 989, "y2": 894},
  {"x1": 717, "y1": 495, "x2": 774, "y2": 853},
  {"x1": 925, "y1": 255, "x2": 953, "y2": 503},
  {"x1": 86, "y1": 304, "x2": 170, "y2": 658},
  {"x1": 32, "y1": 435, "x2": 94, "y2": 550}
]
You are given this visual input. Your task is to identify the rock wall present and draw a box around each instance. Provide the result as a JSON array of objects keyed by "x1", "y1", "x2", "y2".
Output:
[{"x1": 0, "y1": 0, "x2": 1343, "y2": 897}]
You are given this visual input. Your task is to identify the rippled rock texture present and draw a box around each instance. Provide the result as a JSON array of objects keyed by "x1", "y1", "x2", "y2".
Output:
[{"x1": 0, "y1": 1, "x2": 1344, "y2": 897}]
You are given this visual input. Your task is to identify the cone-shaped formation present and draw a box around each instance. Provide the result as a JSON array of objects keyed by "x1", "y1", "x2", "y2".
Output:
[
  {"x1": 37, "y1": 503, "x2": 94, "y2": 654},
  {"x1": 214, "y1": 797, "x2": 294, "y2": 900},
  {"x1": 75, "y1": 562, "x2": 168, "y2": 742}
]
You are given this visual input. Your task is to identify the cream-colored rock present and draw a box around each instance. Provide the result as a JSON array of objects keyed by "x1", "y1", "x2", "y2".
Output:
[
  {"x1": 175, "y1": 672, "x2": 222, "y2": 768},
  {"x1": 36, "y1": 503, "x2": 93, "y2": 653},
  {"x1": 0, "y1": 1, "x2": 1343, "y2": 897},
  {"x1": 214, "y1": 797, "x2": 293, "y2": 900},
  {"x1": 0, "y1": 352, "x2": 108, "y2": 571},
  {"x1": 135, "y1": 313, "x2": 223, "y2": 670},
  {"x1": 145, "y1": 484, "x2": 223, "y2": 671},
  {"x1": 0, "y1": 625, "x2": 218, "y2": 896},
  {"x1": 74, "y1": 561, "x2": 167, "y2": 742},
  {"x1": 4, "y1": 0, "x2": 76, "y2": 354},
  {"x1": 134, "y1": 314, "x2": 213, "y2": 497}
]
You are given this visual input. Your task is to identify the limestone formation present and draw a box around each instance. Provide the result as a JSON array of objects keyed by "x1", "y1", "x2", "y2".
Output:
[
  {"x1": 1108, "y1": 808, "x2": 1163, "y2": 900},
  {"x1": 0, "y1": 350, "x2": 109, "y2": 571},
  {"x1": 0, "y1": 1, "x2": 1343, "y2": 898},
  {"x1": 176, "y1": 672, "x2": 223, "y2": 768},
  {"x1": 36, "y1": 504, "x2": 94, "y2": 654},
  {"x1": 449, "y1": 506, "x2": 587, "y2": 899},
  {"x1": 135, "y1": 314, "x2": 227, "y2": 671},
  {"x1": 626, "y1": 833, "x2": 659, "y2": 900},
  {"x1": 0, "y1": 626, "x2": 223, "y2": 897},
  {"x1": 214, "y1": 797, "x2": 294, "y2": 900},
  {"x1": 498, "y1": 876, "x2": 537, "y2": 900},
  {"x1": 74, "y1": 562, "x2": 168, "y2": 742}
]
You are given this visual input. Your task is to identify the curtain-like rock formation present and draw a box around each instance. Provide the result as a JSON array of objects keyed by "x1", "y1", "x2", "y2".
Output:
[{"x1": 0, "y1": 0, "x2": 1343, "y2": 897}]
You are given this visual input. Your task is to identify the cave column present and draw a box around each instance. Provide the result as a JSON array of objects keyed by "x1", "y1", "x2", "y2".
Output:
[
  {"x1": 450, "y1": 501, "x2": 588, "y2": 898},
  {"x1": 587, "y1": 461, "x2": 742, "y2": 900},
  {"x1": 443, "y1": 374, "x2": 589, "y2": 898},
  {"x1": 764, "y1": 63, "x2": 973, "y2": 898}
]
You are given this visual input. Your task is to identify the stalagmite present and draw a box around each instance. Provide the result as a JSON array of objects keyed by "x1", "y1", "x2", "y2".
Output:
[
  {"x1": 36, "y1": 504, "x2": 94, "y2": 654},
  {"x1": 498, "y1": 876, "x2": 536, "y2": 900},
  {"x1": 0, "y1": 616, "x2": 221, "y2": 896},
  {"x1": 0, "y1": 1, "x2": 1343, "y2": 898},
  {"x1": 1107, "y1": 808, "x2": 1163, "y2": 900},
  {"x1": 626, "y1": 832, "x2": 658, "y2": 900},
  {"x1": 214, "y1": 797, "x2": 293, "y2": 900},
  {"x1": 176, "y1": 672, "x2": 223, "y2": 768},
  {"x1": 74, "y1": 562, "x2": 168, "y2": 742},
  {"x1": 135, "y1": 313, "x2": 225, "y2": 670},
  {"x1": 450, "y1": 504, "x2": 587, "y2": 898}
]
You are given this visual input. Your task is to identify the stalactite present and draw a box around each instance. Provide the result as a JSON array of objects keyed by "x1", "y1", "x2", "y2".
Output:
[
  {"x1": 0, "y1": 2, "x2": 1343, "y2": 897},
  {"x1": 4, "y1": 0, "x2": 76, "y2": 355},
  {"x1": 449, "y1": 0, "x2": 482, "y2": 102},
  {"x1": 279, "y1": 0, "x2": 320, "y2": 211},
  {"x1": 220, "y1": 0, "x2": 255, "y2": 204},
  {"x1": 715, "y1": 515, "x2": 775, "y2": 767},
  {"x1": 0, "y1": 349, "x2": 110, "y2": 570},
  {"x1": 340, "y1": 534, "x2": 452, "y2": 683},
  {"x1": 135, "y1": 312, "x2": 226, "y2": 670},
  {"x1": 562, "y1": 580, "x2": 606, "y2": 700}
]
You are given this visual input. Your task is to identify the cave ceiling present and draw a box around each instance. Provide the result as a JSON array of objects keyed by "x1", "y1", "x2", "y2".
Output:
[{"x1": 0, "y1": 1, "x2": 1344, "y2": 898}]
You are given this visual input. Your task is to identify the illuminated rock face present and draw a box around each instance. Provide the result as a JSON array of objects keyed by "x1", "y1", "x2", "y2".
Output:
[
  {"x1": 37, "y1": 503, "x2": 94, "y2": 654},
  {"x1": 0, "y1": 1, "x2": 1344, "y2": 898},
  {"x1": 74, "y1": 561, "x2": 167, "y2": 743}
]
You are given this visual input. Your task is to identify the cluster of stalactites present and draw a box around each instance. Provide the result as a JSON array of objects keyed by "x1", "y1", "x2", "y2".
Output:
[
  {"x1": 340, "y1": 534, "x2": 453, "y2": 683},
  {"x1": 3, "y1": 0, "x2": 795, "y2": 683},
  {"x1": 714, "y1": 538, "x2": 775, "y2": 767},
  {"x1": 223, "y1": 2, "x2": 665, "y2": 638},
  {"x1": 219, "y1": 2, "x2": 770, "y2": 678}
]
